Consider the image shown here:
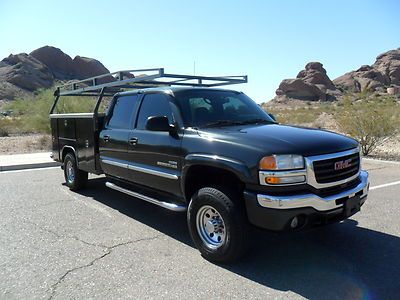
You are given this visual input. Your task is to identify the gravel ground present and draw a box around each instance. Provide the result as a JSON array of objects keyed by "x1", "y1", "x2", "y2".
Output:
[
  {"x1": 373, "y1": 134, "x2": 400, "y2": 161},
  {"x1": 0, "y1": 134, "x2": 51, "y2": 154}
]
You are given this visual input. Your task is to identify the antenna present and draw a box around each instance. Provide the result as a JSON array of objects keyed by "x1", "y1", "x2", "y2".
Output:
[{"x1": 193, "y1": 60, "x2": 196, "y2": 75}]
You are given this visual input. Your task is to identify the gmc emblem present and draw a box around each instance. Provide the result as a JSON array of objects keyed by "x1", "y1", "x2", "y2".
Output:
[{"x1": 334, "y1": 159, "x2": 352, "y2": 171}]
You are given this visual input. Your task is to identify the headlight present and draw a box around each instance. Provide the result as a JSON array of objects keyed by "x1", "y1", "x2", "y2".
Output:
[
  {"x1": 259, "y1": 154, "x2": 304, "y2": 170},
  {"x1": 259, "y1": 154, "x2": 306, "y2": 185}
]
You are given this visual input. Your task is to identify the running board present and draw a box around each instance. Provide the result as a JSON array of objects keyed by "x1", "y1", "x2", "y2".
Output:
[{"x1": 105, "y1": 182, "x2": 187, "y2": 212}]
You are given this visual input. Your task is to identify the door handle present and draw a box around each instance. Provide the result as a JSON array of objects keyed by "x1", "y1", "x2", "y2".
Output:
[
  {"x1": 103, "y1": 135, "x2": 110, "y2": 142},
  {"x1": 129, "y1": 137, "x2": 138, "y2": 146}
]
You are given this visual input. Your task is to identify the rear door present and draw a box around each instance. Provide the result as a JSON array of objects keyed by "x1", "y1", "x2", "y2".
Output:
[
  {"x1": 99, "y1": 94, "x2": 140, "y2": 179},
  {"x1": 126, "y1": 93, "x2": 183, "y2": 197}
]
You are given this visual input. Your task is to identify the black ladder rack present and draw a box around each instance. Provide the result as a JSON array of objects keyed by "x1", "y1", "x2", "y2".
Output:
[{"x1": 50, "y1": 68, "x2": 247, "y2": 114}]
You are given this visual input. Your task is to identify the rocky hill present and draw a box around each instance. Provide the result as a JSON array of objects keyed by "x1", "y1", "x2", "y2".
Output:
[
  {"x1": 1, "y1": 46, "x2": 399, "y2": 104},
  {"x1": 0, "y1": 46, "x2": 109, "y2": 101},
  {"x1": 272, "y1": 48, "x2": 400, "y2": 103}
]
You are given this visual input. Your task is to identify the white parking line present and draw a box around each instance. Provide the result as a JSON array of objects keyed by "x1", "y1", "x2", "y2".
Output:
[
  {"x1": 0, "y1": 166, "x2": 60, "y2": 174},
  {"x1": 370, "y1": 180, "x2": 400, "y2": 190}
]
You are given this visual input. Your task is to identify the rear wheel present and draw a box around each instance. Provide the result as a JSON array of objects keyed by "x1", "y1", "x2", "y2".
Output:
[
  {"x1": 63, "y1": 153, "x2": 88, "y2": 191},
  {"x1": 187, "y1": 186, "x2": 249, "y2": 263}
]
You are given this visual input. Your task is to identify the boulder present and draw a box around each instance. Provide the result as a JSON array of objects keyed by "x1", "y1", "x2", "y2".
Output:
[
  {"x1": 274, "y1": 62, "x2": 336, "y2": 101},
  {"x1": 333, "y1": 48, "x2": 400, "y2": 92},
  {"x1": 373, "y1": 48, "x2": 400, "y2": 86},
  {"x1": 387, "y1": 86, "x2": 400, "y2": 95},
  {"x1": 30, "y1": 46, "x2": 111, "y2": 81},
  {"x1": 276, "y1": 79, "x2": 325, "y2": 101},
  {"x1": 30, "y1": 46, "x2": 75, "y2": 80},
  {"x1": 297, "y1": 62, "x2": 336, "y2": 90},
  {"x1": 0, "y1": 46, "x2": 113, "y2": 101},
  {"x1": 0, "y1": 53, "x2": 54, "y2": 92},
  {"x1": 72, "y1": 56, "x2": 110, "y2": 79}
]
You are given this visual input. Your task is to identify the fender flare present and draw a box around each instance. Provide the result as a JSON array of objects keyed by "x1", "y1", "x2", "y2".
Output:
[
  {"x1": 61, "y1": 145, "x2": 78, "y2": 165},
  {"x1": 181, "y1": 153, "x2": 252, "y2": 196}
]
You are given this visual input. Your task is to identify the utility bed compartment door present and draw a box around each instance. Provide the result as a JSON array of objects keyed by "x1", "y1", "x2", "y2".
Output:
[
  {"x1": 50, "y1": 113, "x2": 101, "y2": 174},
  {"x1": 57, "y1": 117, "x2": 77, "y2": 157}
]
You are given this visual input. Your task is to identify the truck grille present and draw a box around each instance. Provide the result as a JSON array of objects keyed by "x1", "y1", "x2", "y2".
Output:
[{"x1": 313, "y1": 152, "x2": 360, "y2": 184}]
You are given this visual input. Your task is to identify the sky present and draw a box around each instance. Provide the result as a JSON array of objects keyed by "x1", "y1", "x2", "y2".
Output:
[{"x1": 0, "y1": 0, "x2": 399, "y2": 103}]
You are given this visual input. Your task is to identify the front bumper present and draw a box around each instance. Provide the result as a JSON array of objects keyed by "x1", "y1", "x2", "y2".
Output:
[{"x1": 244, "y1": 170, "x2": 369, "y2": 231}]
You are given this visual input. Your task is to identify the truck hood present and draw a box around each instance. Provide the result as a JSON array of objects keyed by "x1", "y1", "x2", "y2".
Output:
[{"x1": 197, "y1": 124, "x2": 358, "y2": 157}]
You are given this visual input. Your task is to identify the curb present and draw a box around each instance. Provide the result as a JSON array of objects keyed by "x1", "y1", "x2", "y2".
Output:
[
  {"x1": 362, "y1": 157, "x2": 400, "y2": 165},
  {"x1": 0, "y1": 161, "x2": 61, "y2": 172}
]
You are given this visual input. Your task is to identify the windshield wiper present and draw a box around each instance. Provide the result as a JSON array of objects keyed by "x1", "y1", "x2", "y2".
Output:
[
  {"x1": 201, "y1": 118, "x2": 274, "y2": 128},
  {"x1": 202, "y1": 120, "x2": 244, "y2": 128},
  {"x1": 238, "y1": 118, "x2": 274, "y2": 125}
]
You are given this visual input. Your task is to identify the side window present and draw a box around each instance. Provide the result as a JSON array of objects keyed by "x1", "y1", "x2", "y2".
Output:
[
  {"x1": 136, "y1": 94, "x2": 173, "y2": 130},
  {"x1": 107, "y1": 95, "x2": 139, "y2": 129}
]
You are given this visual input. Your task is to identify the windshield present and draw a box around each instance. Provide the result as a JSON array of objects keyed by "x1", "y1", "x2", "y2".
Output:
[{"x1": 174, "y1": 89, "x2": 275, "y2": 128}]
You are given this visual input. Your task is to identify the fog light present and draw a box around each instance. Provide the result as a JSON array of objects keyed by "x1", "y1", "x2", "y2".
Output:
[{"x1": 290, "y1": 217, "x2": 299, "y2": 228}]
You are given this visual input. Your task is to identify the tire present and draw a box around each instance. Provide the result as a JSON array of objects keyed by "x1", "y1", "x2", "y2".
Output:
[
  {"x1": 63, "y1": 153, "x2": 88, "y2": 191},
  {"x1": 187, "y1": 186, "x2": 249, "y2": 263}
]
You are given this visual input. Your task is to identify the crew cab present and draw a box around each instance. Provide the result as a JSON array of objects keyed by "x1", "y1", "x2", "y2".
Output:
[{"x1": 50, "y1": 69, "x2": 369, "y2": 262}]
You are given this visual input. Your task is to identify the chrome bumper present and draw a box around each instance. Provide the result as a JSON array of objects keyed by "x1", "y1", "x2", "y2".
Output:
[{"x1": 257, "y1": 170, "x2": 369, "y2": 211}]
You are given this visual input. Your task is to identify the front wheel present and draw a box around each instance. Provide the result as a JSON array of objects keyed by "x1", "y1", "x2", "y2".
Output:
[
  {"x1": 64, "y1": 153, "x2": 88, "y2": 191},
  {"x1": 187, "y1": 187, "x2": 249, "y2": 263}
]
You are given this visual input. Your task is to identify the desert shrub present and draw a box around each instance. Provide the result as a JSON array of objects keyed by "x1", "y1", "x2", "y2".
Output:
[
  {"x1": 0, "y1": 126, "x2": 9, "y2": 137},
  {"x1": 4, "y1": 89, "x2": 54, "y2": 133},
  {"x1": 0, "y1": 117, "x2": 20, "y2": 136},
  {"x1": 4, "y1": 88, "x2": 101, "y2": 134},
  {"x1": 38, "y1": 135, "x2": 52, "y2": 150},
  {"x1": 336, "y1": 96, "x2": 400, "y2": 155},
  {"x1": 266, "y1": 103, "x2": 337, "y2": 126}
]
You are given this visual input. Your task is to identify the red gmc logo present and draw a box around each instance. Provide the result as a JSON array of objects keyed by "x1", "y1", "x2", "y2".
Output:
[{"x1": 334, "y1": 159, "x2": 352, "y2": 171}]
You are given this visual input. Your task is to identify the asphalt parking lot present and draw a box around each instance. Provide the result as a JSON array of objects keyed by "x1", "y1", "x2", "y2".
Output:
[{"x1": 0, "y1": 159, "x2": 399, "y2": 299}]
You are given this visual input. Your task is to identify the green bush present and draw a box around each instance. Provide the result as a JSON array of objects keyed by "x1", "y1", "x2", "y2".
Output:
[
  {"x1": 336, "y1": 95, "x2": 400, "y2": 156},
  {"x1": 4, "y1": 88, "x2": 100, "y2": 134},
  {"x1": 0, "y1": 125, "x2": 9, "y2": 137}
]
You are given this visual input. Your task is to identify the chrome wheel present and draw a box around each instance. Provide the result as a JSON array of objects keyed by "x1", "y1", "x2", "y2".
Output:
[
  {"x1": 196, "y1": 205, "x2": 226, "y2": 249},
  {"x1": 66, "y1": 160, "x2": 75, "y2": 184}
]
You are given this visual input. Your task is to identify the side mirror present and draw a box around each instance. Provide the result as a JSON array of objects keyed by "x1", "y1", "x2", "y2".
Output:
[
  {"x1": 268, "y1": 113, "x2": 276, "y2": 122},
  {"x1": 145, "y1": 116, "x2": 172, "y2": 132}
]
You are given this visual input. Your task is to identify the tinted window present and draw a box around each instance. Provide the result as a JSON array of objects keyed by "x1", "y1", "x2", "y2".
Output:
[
  {"x1": 136, "y1": 94, "x2": 173, "y2": 130},
  {"x1": 107, "y1": 95, "x2": 139, "y2": 129},
  {"x1": 175, "y1": 90, "x2": 274, "y2": 128}
]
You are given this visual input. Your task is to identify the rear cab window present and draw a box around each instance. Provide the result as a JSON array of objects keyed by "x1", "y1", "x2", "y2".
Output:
[{"x1": 107, "y1": 94, "x2": 139, "y2": 129}]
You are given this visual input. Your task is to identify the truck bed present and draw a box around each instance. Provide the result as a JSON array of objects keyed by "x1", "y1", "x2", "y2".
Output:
[{"x1": 50, "y1": 113, "x2": 105, "y2": 174}]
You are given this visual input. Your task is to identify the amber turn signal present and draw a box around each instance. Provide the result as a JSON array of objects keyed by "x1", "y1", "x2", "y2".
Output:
[
  {"x1": 259, "y1": 156, "x2": 277, "y2": 170},
  {"x1": 265, "y1": 177, "x2": 280, "y2": 184}
]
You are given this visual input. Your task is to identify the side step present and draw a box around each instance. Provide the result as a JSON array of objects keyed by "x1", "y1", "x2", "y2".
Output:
[{"x1": 105, "y1": 182, "x2": 187, "y2": 212}]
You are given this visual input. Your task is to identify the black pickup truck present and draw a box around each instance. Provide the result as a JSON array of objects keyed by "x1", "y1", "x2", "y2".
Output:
[{"x1": 50, "y1": 68, "x2": 369, "y2": 262}]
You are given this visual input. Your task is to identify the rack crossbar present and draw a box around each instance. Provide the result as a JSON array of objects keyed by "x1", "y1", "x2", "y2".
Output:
[
  {"x1": 55, "y1": 68, "x2": 247, "y2": 97},
  {"x1": 50, "y1": 67, "x2": 247, "y2": 114}
]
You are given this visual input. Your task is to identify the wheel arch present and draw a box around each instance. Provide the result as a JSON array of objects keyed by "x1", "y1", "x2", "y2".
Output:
[
  {"x1": 61, "y1": 146, "x2": 77, "y2": 164},
  {"x1": 182, "y1": 154, "x2": 251, "y2": 202}
]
